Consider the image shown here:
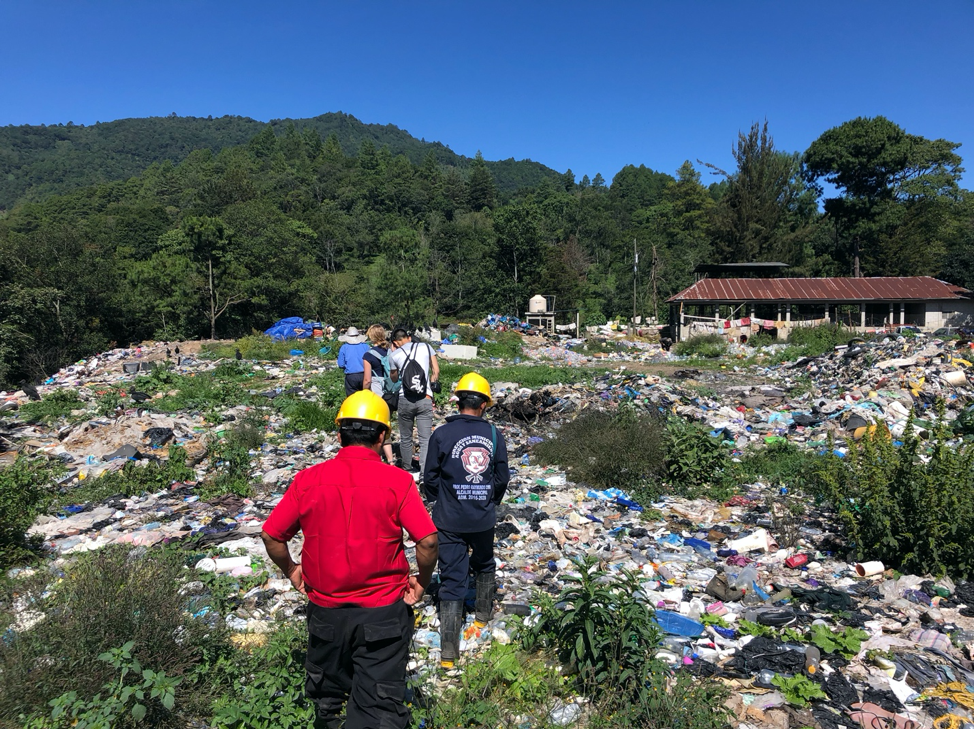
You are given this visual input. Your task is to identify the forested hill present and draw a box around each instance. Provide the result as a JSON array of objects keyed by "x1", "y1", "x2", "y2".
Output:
[
  {"x1": 0, "y1": 115, "x2": 969, "y2": 388},
  {"x1": 0, "y1": 112, "x2": 561, "y2": 210}
]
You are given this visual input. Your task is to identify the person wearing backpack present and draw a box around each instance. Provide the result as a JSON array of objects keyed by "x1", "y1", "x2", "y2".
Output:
[
  {"x1": 362, "y1": 325, "x2": 396, "y2": 464},
  {"x1": 422, "y1": 373, "x2": 509, "y2": 669},
  {"x1": 388, "y1": 328, "x2": 439, "y2": 478}
]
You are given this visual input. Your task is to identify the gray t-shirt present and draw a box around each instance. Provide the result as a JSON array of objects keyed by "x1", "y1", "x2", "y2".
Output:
[{"x1": 389, "y1": 342, "x2": 435, "y2": 398}]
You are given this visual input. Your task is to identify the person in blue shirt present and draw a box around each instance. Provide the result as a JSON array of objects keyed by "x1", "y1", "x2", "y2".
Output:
[
  {"x1": 423, "y1": 373, "x2": 509, "y2": 669},
  {"x1": 336, "y1": 327, "x2": 370, "y2": 396}
]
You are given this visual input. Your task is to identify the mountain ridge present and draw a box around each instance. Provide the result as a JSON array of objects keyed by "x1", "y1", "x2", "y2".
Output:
[{"x1": 0, "y1": 111, "x2": 562, "y2": 210}]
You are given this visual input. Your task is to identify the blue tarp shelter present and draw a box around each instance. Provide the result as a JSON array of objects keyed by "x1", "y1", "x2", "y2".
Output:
[{"x1": 264, "y1": 317, "x2": 318, "y2": 341}]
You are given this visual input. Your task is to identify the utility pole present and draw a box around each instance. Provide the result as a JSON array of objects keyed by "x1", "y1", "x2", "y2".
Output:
[
  {"x1": 632, "y1": 238, "x2": 638, "y2": 334},
  {"x1": 650, "y1": 244, "x2": 660, "y2": 324}
]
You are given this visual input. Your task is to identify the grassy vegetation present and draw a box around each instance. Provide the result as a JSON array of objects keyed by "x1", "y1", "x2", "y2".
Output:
[
  {"x1": 733, "y1": 440, "x2": 820, "y2": 489},
  {"x1": 673, "y1": 334, "x2": 727, "y2": 358},
  {"x1": 454, "y1": 326, "x2": 524, "y2": 359},
  {"x1": 785, "y1": 322, "x2": 857, "y2": 356},
  {"x1": 0, "y1": 547, "x2": 223, "y2": 727},
  {"x1": 17, "y1": 389, "x2": 85, "y2": 424},
  {"x1": 55, "y1": 445, "x2": 195, "y2": 508},
  {"x1": 535, "y1": 409, "x2": 668, "y2": 498},
  {"x1": 201, "y1": 334, "x2": 337, "y2": 362}
]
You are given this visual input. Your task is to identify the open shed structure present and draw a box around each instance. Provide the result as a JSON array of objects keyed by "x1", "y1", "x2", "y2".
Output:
[{"x1": 667, "y1": 276, "x2": 974, "y2": 342}]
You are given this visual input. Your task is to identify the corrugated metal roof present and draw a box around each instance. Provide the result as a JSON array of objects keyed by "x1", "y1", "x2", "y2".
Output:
[{"x1": 668, "y1": 277, "x2": 970, "y2": 303}]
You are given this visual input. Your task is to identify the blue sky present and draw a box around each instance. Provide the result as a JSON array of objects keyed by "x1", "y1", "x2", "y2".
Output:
[{"x1": 2, "y1": 1, "x2": 971, "y2": 186}]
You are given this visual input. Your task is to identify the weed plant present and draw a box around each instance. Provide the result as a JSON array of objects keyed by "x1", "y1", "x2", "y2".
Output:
[
  {"x1": 210, "y1": 622, "x2": 315, "y2": 728},
  {"x1": 411, "y1": 643, "x2": 569, "y2": 728},
  {"x1": 673, "y1": 335, "x2": 727, "y2": 358},
  {"x1": 733, "y1": 441, "x2": 819, "y2": 490},
  {"x1": 746, "y1": 332, "x2": 778, "y2": 349},
  {"x1": 29, "y1": 641, "x2": 182, "y2": 728},
  {"x1": 0, "y1": 457, "x2": 64, "y2": 570},
  {"x1": 521, "y1": 557, "x2": 660, "y2": 684},
  {"x1": 534, "y1": 409, "x2": 667, "y2": 498},
  {"x1": 275, "y1": 397, "x2": 334, "y2": 433},
  {"x1": 813, "y1": 408, "x2": 974, "y2": 577},
  {"x1": 664, "y1": 419, "x2": 733, "y2": 499},
  {"x1": 0, "y1": 547, "x2": 221, "y2": 725},
  {"x1": 521, "y1": 557, "x2": 731, "y2": 729},
  {"x1": 200, "y1": 436, "x2": 255, "y2": 499}
]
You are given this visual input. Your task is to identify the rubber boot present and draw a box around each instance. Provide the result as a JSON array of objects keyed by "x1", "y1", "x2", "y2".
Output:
[
  {"x1": 439, "y1": 600, "x2": 463, "y2": 669},
  {"x1": 474, "y1": 572, "x2": 495, "y2": 628}
]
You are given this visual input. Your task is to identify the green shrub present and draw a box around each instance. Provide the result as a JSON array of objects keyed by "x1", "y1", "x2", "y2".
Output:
[
  {"x1": 519, "y1": 557, "x2": 732, "y2": 729},
  {"x1": 786, "y1": 322, "x2": 856, "y2": 356},
  {"x1": 304, "y1": 368, "x2": 347, "y2": 409},
  {"x1": 589, "y1": 668, "x2": 732, "y2": 729},
  {"x1": 0, "y1": 547, "x2": 220, "y2": 725},
  {"x1": 746, "y1": 332, "x2": 778, "y2": 348},
  {"x1": 18, "y1": 389, "x2": 85, "y2": 424},
  {"x1": 0, "y1": 457, "x2": 63, "y2": 570},
  {"x1": 664, "y1": 419, "x2": 732, "y2": 498},
  {"x1": 673, "y1": 334, "x2": 727, "y2": 358},
  {"x1": 534, "y1": 409, "x2": 667, "y2": 498},
  {"x1": 814, "y1": 408, "x2": 974, "y2": 578}
]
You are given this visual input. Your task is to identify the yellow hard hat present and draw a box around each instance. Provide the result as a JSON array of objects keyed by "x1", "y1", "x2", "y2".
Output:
[
  {"x1": 456, "y1": 372, "x2": 492, "y2": 406},
  {"x1": 335, "y1": 390, "x2": 391, "y2": 430}
]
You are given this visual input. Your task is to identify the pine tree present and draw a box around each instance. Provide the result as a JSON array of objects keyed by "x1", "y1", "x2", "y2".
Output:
[{"x1": 467, "y1": 151, "x2": 497, "y2": 211}]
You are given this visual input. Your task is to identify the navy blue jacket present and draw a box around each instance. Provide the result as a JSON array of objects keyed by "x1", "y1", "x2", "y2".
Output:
[{"x1": 423, "y1": 414, "x2": 510, "y2": 533}]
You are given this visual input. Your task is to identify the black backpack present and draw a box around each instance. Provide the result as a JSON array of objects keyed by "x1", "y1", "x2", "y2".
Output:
[{"x1": 400, "y1": 343, "x2": 431, "y2": 398}]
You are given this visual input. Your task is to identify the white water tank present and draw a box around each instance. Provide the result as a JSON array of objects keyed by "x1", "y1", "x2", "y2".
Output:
[{"x1": 529, "y1": 295, "x2": 548, "y2": 313}]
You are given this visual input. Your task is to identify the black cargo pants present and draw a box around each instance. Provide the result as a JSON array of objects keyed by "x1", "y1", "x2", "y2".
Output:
[{"x1": 305, "y1": 599, "x2": 413, "y2": 729}]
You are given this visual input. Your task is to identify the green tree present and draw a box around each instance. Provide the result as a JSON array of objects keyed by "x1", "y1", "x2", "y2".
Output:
[
  {"x1": 182, "y1": 216, "x2": 248, "y2": 339},
  {"x1": 706, "y1": 121, "x2": 819, "y2": 264},
  {"x1": 467, "y1": 151, "x2": 497, "y2": 212},
  {"x1": 803, "y1": 116, "x2": 964, "y2": 275}
]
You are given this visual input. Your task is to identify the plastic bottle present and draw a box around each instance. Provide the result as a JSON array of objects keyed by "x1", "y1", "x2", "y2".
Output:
[
  {"x1": 804, "y1": 645, "x2": 821, "y2": 676},
  {"x1": 730, "y1": 564, "x2": 757, "y2": 590}
]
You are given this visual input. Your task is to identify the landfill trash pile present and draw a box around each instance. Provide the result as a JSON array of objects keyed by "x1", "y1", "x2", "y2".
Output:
[{"x1": 5, "y1": 334, "x2": 974, "y2": 728}]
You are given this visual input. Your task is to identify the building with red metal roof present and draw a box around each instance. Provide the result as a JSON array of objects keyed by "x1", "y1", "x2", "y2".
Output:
[{"x1": 667, "y1": 276, "x2": 974, "y2": 342}]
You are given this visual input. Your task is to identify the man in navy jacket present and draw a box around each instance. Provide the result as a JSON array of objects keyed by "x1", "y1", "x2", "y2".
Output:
[{"x1": 423, "y1": 372, "x2": 509, "y2": 669}]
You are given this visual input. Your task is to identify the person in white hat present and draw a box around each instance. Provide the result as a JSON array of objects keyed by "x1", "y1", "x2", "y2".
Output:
[{"x1": 337, "y1": 327, "x2": 369, "y2": 396}]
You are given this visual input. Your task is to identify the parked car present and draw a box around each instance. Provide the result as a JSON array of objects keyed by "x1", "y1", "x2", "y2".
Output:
[{"x1": 932, "y1": 326, "x2": 974, "y2": 338}]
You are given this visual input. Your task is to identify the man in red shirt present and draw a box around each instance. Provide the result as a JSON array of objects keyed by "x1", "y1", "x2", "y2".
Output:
[{"x1": 262, "y1": 390, "x2": 438, "y2": 729}]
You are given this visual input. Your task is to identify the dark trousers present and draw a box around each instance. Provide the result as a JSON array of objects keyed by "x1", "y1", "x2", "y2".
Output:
[
  {"x1": 305, "y1": 599, "x2": 413, "y2": 729},
  {"x1": 437, "y1": 528, "x2": 496, "y2": 602},
  {"x1": 344, "y1": 372, "x2": 365, "y2": 397}
]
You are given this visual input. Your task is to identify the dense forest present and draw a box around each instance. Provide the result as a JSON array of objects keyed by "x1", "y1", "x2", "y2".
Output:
[{"x1": 0, "y1": 114, "x2": 971, "y2": 386}]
